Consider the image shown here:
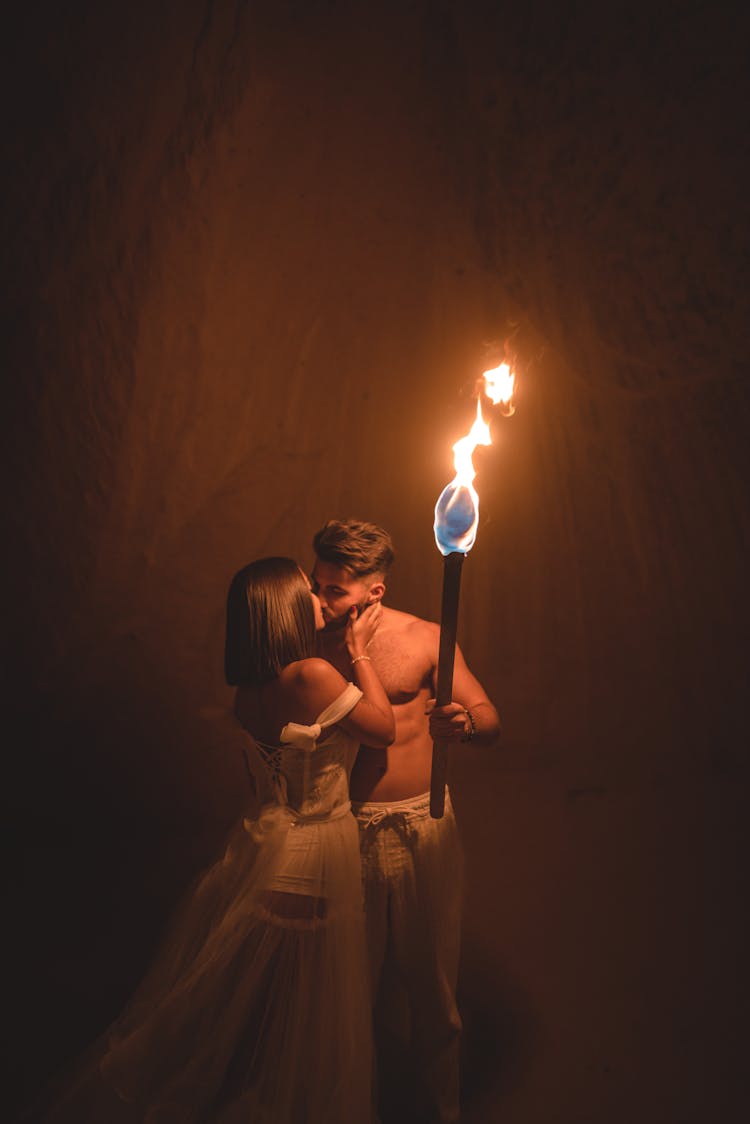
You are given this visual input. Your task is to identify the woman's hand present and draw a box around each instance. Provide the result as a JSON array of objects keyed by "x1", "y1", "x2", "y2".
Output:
[
  {"x1": 339, "y1": 602, "x2": 394, "y2": 747},
  {"x1": 345, "y1": 602, "x2": 383, "y2": 660}
]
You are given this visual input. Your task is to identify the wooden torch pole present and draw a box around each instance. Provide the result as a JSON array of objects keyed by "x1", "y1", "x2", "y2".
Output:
[{"x1": 430, "y1": 550, "x2": 464, "y2": 818}]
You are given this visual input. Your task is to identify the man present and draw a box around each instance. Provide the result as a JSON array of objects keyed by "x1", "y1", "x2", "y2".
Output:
[{"x1": 312, "y1": 518, "x2": 500, "y2": 1124}]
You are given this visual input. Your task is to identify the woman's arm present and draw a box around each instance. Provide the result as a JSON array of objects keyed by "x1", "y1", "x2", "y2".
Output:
[
  {"x1": 339, "y1": 656, "x2": 395, "y2": 747},
  {"x1": 339, "y1": 603, "x2": 394, "y2": 747},
  {"x1": 304, "y1": 604, "x2": 394, "y2": 747}
]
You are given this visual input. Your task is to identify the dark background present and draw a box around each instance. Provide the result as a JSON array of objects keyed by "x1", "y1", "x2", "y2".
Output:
[{"x1": 3, "y1": 2, "x2": 748, "y2": 1120}]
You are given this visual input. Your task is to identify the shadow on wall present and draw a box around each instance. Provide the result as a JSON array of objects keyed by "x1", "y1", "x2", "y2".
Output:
[
  {"x1": 370, "y1": 935, "x2": 534, "y2": 1123},
  {"x1": 458, "y1": 940, "x2": 535, "y2": 1119}
]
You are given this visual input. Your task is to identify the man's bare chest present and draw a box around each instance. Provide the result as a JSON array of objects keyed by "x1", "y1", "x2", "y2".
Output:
[
  {"x1": 371, "y1": 648, "x2": 432, "y2": 704},
  {"x1": 326, "y1": 646, "x2": 431, "y2": 705}
]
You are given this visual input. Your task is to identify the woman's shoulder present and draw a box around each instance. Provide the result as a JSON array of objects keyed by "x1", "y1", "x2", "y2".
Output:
[
  {"x1": 281, "y1": 657, "x2": 342, "y2": 684},
  {"x1": 278, "y1": 656, "x2": 353, "y2": 719},
  {"x1": 279, "y1": 658, "x2": 348, "y2": 706}
]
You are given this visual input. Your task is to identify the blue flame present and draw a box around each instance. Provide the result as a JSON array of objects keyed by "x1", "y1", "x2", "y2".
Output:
[{"x1": 433, "y1": 481, "x2": 479, "y2": 556}]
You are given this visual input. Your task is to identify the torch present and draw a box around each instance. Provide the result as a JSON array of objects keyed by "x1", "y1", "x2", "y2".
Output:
[{"x1": 430, "y1": 362, "x2": 515, "y2": 818}]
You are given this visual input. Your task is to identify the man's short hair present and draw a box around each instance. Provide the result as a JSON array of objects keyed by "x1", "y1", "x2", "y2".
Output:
[{"x1": 312, "y1": 519, "x2": 395, "y2": 579}]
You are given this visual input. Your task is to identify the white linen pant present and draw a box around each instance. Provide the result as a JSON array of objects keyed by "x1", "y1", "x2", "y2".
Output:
[{"x1": 354, "y1": 790, "x2": 464, "y2": 1124}]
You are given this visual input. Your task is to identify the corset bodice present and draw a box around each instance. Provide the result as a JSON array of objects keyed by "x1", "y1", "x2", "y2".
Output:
[{"x1": 247, "y1": 682, "x2": 362, "y2": 818}]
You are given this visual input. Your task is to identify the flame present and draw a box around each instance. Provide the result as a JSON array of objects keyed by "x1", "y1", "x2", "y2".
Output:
[
  {"x1": 482, "y1": 361, "x2": 516, "y2": 417},
  {"x1": 433, "y1": 398, "x2": 492, "y2": 556},
  {"x1": 434, "y1": 359, "x2": 518, "y2": 556}
]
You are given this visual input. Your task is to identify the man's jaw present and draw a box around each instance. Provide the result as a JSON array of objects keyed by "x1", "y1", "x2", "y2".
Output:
[
  {"x1": 322, "y1": 598, "x2": 371, "y2": 633},
  {"x1": 322, "y1": 613, "x2": 348, "y2": 633}
]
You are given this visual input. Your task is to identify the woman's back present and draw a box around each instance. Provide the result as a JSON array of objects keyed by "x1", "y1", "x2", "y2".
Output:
[
  {"x1": 233, "y1": 656, "x2": 342, "y2": 741},
  {"x1": 34, "y1": 560, "x2": 384, "y2": 1124},
  {"x1": 236, "y1": 674, "x2": 363, "y2": 818}
]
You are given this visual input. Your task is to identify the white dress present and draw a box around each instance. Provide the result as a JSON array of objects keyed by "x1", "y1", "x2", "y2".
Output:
[{"x1": 46, "y1": 683, "x2": 372, "y2": 1124}]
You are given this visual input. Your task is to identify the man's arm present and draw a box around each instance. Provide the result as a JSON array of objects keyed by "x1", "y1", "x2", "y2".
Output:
[{"x1": 427, "y1": 641, "x2": 501, "y2": 745}]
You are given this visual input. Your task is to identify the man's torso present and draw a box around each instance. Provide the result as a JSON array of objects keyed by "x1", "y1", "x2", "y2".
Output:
[{"x1": 320, "y1": 606, "x2": 439, "y2": 802}]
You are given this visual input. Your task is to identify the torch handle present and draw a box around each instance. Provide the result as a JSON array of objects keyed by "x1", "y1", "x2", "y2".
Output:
[{"x1": 430, "y1": 552, "x2": 464, "y2": 818}]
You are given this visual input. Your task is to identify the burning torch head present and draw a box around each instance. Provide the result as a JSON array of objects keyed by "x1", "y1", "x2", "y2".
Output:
[
  {"x1": 433, "y1": 398, "x2": 491, "y2": 556},
  {"x1": 433, "y1": 361, "x2": 516, "y2": 556},
  {"x1": 434, "y1": 482, "x2": 479, "y2": 555}
]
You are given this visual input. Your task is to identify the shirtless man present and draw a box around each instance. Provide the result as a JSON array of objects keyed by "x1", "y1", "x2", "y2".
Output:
[{"x1": 312, "y1": 519, "x2": 500, "y2": 1124}]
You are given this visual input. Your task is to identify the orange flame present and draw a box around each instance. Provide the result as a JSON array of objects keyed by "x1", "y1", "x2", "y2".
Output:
[
  {"x1": 482, "y1": 361, "x2": 516, "y2": 416},
  {"x1": 452, "y1": 399, "x2": 492, "y2": 484},
  {"x1": 433, "y1": 361, "x2": 517, "y2": 555},
  {"x1": 434, "y1": 398, "x2": 492, "y2": 555}
]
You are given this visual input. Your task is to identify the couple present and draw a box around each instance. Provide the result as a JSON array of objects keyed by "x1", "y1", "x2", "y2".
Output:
[{"x1": 44, "y1": 519, "x2": 499, "y2": 1124}]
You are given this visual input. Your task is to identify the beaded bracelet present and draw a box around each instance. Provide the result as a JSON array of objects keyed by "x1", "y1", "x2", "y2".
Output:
[
  {"x1": 351, "y1": 655, "x2": 371, "y2": 665},
  {"x1": 463, "y1": 706, "x2": 476, "y2": 741}
]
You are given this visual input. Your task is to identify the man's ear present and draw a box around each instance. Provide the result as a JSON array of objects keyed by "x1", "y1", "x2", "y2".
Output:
[{"x1": 367, "y1": 580, "x2": 386, "y2": 604}]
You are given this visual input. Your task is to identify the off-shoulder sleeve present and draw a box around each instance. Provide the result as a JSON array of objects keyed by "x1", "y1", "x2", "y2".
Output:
[
  {"x1": 315, "y1": 682, "x2": 364, "y2": 729},
  {"x1": 278, "y1": 683, "x2": 363, "y2": 748}
]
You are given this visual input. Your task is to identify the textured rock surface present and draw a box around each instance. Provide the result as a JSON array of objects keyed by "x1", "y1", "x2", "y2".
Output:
[{"x1": 4, "y1": 2, "x2": 747, "y2": 1120}]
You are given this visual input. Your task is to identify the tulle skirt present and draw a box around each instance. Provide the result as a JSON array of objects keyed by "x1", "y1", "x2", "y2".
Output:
[{"x1": 41, "y1": 803, "x2": 373, "y2": 1124}]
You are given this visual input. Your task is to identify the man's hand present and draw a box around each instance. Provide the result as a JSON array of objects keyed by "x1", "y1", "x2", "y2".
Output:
[{"x1": 425, "y1": 699, "x2": 474, "y2": 743}]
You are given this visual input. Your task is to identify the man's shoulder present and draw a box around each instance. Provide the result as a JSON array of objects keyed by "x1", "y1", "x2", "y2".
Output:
[
  {"x1": 381, "y1": 607, "x2": 439, "y2": 653},
  {"x1": 371, "y1": 607, "x2": 438, "y2": 691}
]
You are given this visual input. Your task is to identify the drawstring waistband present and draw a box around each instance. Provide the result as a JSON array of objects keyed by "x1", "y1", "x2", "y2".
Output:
[
  {"x1": 359, "y1": 806, "x2": 394, "y2": 829},
  {"x1": 353, "y1": 790, "x2": 441, "y2": 830}
]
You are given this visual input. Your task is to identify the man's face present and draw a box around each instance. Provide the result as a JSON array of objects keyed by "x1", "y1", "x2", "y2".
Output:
[{"x1": 311, "y1": 560, "x2": 383, "y2": 631}]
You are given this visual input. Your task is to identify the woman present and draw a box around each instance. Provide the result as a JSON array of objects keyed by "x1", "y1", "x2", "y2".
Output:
[{"x1": 42, "y1": 557, "x2": 393, "y2": 1123}]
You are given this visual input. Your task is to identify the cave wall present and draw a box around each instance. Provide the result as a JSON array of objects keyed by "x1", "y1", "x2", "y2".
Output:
[{"x1": 4, "y1": 2, "x2": 748, "y2": 1120}]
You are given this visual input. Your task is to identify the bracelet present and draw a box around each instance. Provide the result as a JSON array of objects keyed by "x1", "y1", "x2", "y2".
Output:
[
  {"x1": 463, "y1": 706, "x2": 476, "y2": 741},
  {"x1": 351, "y1": 655, "x2": 371, "y2": 665}
]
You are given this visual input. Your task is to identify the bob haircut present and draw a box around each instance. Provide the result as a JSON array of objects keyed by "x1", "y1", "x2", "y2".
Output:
[{"x1": 225, "y1": 557, "x2": 316, "y2": 686}]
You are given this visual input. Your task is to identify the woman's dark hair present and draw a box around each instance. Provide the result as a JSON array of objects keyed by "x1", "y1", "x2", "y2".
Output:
[{"x1": 224, "y1": 557, "x2": 316, "y2": 686}]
